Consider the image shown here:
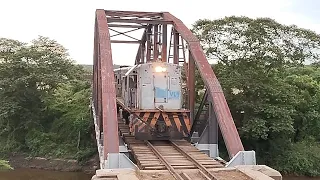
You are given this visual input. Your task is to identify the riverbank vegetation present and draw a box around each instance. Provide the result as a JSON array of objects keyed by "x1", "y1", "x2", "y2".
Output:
[
  {"x1": 192, "y1": 16, "x2": 320, "y2": 176},
  {"x1": 0, "y1": 37, "x2": 95, "y2": 163},
  {"x1": 0, "y1": 160, "x2": 12, "y2": 170},
  {"x1": 1, "y1": 15, "x2": 320, "y2": 177}
]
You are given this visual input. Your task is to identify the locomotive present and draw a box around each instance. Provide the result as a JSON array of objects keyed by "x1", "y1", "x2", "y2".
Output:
[{"x1": 114, "y1": 60, "x2": 191, "y2": 140}]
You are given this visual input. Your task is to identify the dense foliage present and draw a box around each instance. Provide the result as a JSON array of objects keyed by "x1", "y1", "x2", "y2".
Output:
[
  {"x1": 0, "y1": 36, "x2": 94, "y2": 162},
  {"x1": 192, "y1": 16, "x2": 320, "y2": 176},
  {"x1": 0, "y1": 160, "x2": 12, "y2": 170}
]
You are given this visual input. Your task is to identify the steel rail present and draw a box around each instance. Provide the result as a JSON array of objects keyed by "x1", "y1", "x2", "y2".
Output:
[
  {"x1": 170, "y1": 141, "x2": 218, "y2": 180},
  {"x1": 145, "y1": 141, "x2": 185, "y2": 180}
]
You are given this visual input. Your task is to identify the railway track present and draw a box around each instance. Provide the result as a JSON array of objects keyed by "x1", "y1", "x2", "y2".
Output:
[
  {"x1": 146, "y1": 140, "x2": 219, "y2": 180},
  {"x1": 118, "y1": 120, "x2": 225, "y2": 180}
]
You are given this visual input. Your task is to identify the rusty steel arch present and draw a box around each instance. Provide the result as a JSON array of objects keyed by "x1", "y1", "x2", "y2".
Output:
[{"x1": 92, "y1": 9, "x2": 244, "y2": 163}]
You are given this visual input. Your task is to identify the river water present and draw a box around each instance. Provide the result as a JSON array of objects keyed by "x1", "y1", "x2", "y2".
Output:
[
  {"x1": 1, "y1": 168, "x2": 320, "y2": 180},
  {"x1": 0, "y1": 168, "x2": 93, "y2": 180}
]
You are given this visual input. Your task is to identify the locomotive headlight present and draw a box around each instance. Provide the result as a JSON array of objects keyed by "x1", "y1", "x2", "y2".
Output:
[{"x1": 155, "y1": 66, "x2": 167, "y2": 72}]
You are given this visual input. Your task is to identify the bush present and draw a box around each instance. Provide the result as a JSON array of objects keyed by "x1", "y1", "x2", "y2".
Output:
[
  {"x1": 0, "y1": 160, "x2": 13, "y2": 170},
  {"x1": 271, "y1": 139, "x2": 320, "y2": 176}
]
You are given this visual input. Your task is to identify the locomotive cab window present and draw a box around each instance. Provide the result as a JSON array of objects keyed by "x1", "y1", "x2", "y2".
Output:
[
  {"x1": 124, "y1": 77, "x2": 128, "y2": 90},
  {"x1": 128, "y1": 75, "x2": 137, "y2": 88},
  {"x1": 129, "y1": 76, "x2": 134, "y2": 88}
]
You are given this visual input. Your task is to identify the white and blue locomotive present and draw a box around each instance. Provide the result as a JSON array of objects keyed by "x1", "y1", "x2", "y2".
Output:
[{"x1": 114, "y1": 60, "x2": 191, "y2": 140}]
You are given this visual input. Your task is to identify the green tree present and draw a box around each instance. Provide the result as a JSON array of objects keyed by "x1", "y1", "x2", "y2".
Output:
[
  {"x1": 284, "y1": 67, "x2": 320, "y2": 142},
  {"x1": 25, "y1": 79, "x2": 94, "y2": 159},
  {"x1": 0, "y1": 36, "x2": 87, "y2": 153},
  {"x1": 191, "y1": 16, "x2": 320, "y2": 175}
]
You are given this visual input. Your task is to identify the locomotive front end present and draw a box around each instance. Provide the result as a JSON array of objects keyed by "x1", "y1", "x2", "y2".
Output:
[{"x1": 128, "y1": 61, "x2": 191, "y2": 140}]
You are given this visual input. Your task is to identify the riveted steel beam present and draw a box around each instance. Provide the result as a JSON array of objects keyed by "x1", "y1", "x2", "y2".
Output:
[{"x1": 94, "y1": 10, "x2": 120, "y2": 160}]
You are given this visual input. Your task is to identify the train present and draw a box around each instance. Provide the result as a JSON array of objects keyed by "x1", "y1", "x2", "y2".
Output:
[{"x1": 114, "y1": 60, "x2": 191, "y2": 140}]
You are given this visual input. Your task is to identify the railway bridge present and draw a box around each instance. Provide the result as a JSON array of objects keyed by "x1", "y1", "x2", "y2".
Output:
[{"x1": 90, "y1": 9, "x2": 282, "y2": 180}]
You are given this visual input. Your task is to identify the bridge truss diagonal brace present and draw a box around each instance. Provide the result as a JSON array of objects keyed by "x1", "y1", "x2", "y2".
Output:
[
  {"x1": 162, "y1": 12, "x2": 244, "y2": 158},
  {"x1": 94, "y1": 9, "x2": 120, "y2": 159}
]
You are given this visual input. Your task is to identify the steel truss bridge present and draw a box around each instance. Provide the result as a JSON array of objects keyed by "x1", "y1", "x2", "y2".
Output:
[{"x1": 90, "y1": 9, "x2": 282, "y2": 180}]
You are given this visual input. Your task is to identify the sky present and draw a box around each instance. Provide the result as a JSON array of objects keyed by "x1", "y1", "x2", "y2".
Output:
[{"x1": 0, "y1": 0, "x2": 319, "y2": 66}]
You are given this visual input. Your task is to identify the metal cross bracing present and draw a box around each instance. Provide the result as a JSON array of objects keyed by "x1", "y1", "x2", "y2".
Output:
[{"x1": 92, "y1": 9, "x2": 246, "y2": 167}]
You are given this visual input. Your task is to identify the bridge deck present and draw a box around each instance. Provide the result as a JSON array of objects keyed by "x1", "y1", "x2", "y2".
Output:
[
  {"x1": 117, "y1": 119, "x2": 255, "y2": 180},
  {"x1": 119, "y1": 122, "x2": 224, "y2": 170}
]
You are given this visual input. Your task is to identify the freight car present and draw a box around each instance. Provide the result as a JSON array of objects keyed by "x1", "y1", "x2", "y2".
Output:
[{"x1": 114, "y1": 60, "x2": 191, "y2": 140}]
